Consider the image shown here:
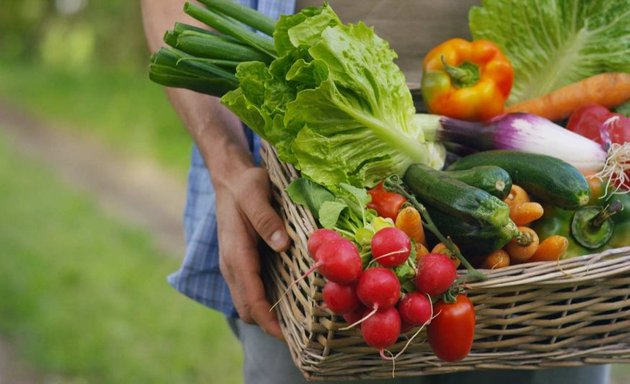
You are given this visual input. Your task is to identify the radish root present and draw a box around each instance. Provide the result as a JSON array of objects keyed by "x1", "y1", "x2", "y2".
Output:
[
  {"x1": 270, "y1": 263, "x2": 319, "y2": 312},
  {"x1": 379, "y1": 295, "x2": 436, "y2": 378},
  {"x1": 339, "y1": 305, "x2": 379, "y2": 331},
  {"x1": 367, "y1": 248, "x2": 410, "y2": 267},
  {"x1": 595, "y1": 142, "x2": 630, "y2": 197}
]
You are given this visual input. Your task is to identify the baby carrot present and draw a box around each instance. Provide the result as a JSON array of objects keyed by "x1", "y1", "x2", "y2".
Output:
[
  {"x1": 395, "y1": 206, "x2": 426, "y2": 246},
  {"x1": 529, "y1": 235, "x2": 569, "y2": 262},
  {"x1": 504, "y1": 184, "x2": 530, "y2": 210},
  {"x1": 510, "y1": 202, "x2": 544, "y2": 226},
  {"x1": 415, "y1": 243, "x2": 430, "y2": 263},
  {"x1": 432, "y1": 242, "x2": 461, "y2": 268},
  {"x1": 481, "y1": 249, "x2": 510, "y2": 269},
  {"x1": 505, "y1": 226, "x2": 540, "y2": 263}
]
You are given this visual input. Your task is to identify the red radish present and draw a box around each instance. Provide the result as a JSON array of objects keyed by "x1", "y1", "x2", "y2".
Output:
[
  {"x1": 400, "y1": 319, "x2": 415, "y2": 333},
  {"x1": 316, "y1": 239, "x2": 363, "y2": 285},
  {"x1": 340, "y1": 267, "x2": 401, "y2": 331},
  {"x1": 398, "y1": 292, "x2": 432, "y2": 326},
  {"x1": 370, "y1": 227, "x2": 411, "y2": 267},
  {"x1": 415, "y1": 253, "x2": 457, "y2": 296},
  {"x1": 271, "y1": 238, "x2": 362, "y2": 310},
  {"x1": 307, "y1": 229, "x2": 342, "y2": 260},
  {"x1": 343, "y1": 305, "x2": 368, "y2": 325},
  {"x1": 356, "y1": 267, "x2": 401, "y2": 310},
  {"x1": 361, "y1": 307, "x2": 401, "y2": 357},
  {"x1": 322, "y1": 281, "x2": 359, "y2": 315}
]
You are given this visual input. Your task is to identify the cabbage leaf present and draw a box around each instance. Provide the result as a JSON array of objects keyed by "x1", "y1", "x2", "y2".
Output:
[{"x1": 469, "y1": 0, "x2": 630, "y2": 105}]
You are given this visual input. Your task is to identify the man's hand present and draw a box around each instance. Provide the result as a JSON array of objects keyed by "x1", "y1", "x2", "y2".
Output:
[
  {"x1": 140, "y1": 0, "x2": 290, "y2": 339},
  {"x1": 215, "y1": 167, "x2": 290, "y2": 340}
]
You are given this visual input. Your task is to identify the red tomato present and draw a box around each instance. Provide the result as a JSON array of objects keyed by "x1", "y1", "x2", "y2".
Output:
[
  {"x1": 427, "y1": 294, "x2": 475, "y2": 362},
  {"x1": 367, "y1": 182, "x2": 407, "y2": 221},
  {"x1": 566, "y1": 104, "x2": 630, "y2": 146}
]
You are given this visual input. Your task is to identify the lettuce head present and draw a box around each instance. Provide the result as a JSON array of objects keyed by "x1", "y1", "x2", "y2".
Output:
[{"x1": 221, "y1": 5, "x2": 445, "y2": 190}]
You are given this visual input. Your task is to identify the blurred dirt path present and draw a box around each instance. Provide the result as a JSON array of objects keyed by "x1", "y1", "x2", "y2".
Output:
[
  {"x1": 0, "y1": 100, "x2": 188, "y2": 383},
  {"x1": 0, "y1": 340, "x2": 43, "y2": 384},
  {"x1": 0, "y1": 101, "x2": 187, "y2": 255}
]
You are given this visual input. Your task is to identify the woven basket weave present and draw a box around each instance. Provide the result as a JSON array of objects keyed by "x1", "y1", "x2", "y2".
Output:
[{"x1": 260, "y1": 141, "x2": 630, "y2": 381}]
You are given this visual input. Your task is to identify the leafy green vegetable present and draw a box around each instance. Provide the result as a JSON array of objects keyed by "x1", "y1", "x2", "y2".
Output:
[
  {"x1": 615, "y1": 101, "x2": 630, "y2": 117},
  {"x1": 469, "y1": 0, "x2": 630, "y2": 105},
  {"x1": 286, "y1": 177, "x2": 376, "y2": 239},
  {"x1": 222, "y1": 4, "x2": 445, "y2": 190},
  {"x1": 285, "y1": 177, "x2": 335, "y2": 221}
]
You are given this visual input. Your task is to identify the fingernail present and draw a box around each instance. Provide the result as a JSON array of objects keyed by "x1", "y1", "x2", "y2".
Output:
[{"x1": 270, "y1": 230, "x2": 287, "y2": 251}]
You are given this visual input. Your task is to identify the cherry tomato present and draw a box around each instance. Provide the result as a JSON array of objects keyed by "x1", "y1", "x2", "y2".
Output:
[
  {"x1": 427, "y1": 294, "x2": 475, "y2": 362},
  {"x1": 367, "y1": 182, "x2": 407, "y2": 221},
  {"x1": 566, "y1": 104, "x2": 630, "y2": 146}
]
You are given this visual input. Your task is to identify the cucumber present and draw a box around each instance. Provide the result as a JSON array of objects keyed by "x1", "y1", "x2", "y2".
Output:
[
  {"x1": 403, "y1": 164, "x2": 513, "y2": 230},
  {"x1": 447, "y1": 150, "x2": 590, "y2": 210},
  {"x1": 445, "y1": 166, "x2": 512, "y2": 200}
]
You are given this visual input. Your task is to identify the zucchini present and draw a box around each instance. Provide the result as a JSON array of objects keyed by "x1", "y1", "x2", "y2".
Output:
[
  {"x1": 445, "y1": 166, "x2": 512, "y2": 200},
  {"x1": 425, "y1": 206, "x2": 516, "y2": 256},
  {"x1": 403, "y1": 164, "x2": 514, "y2": 230},
  {"x1": 447, "y1": 150, "x2": 590, "y2": 210}
]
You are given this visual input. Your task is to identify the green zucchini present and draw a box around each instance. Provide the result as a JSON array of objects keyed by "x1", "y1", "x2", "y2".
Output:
[
  {"x1": 447, "y1": 150, "x2": 590, "y2": 210},
  {"x1": 444, "y1": 166, "x2": 512, "y2": 200},
  {"x1": 403, "y1": 164, "x2": 514, "y2": 230},
  {"x1": 425, "y1": 206, "x2": 516, "y2": 256}
]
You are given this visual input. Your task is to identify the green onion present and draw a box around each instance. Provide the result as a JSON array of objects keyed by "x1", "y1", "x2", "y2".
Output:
[
  {"x1": 173, "y1": 30, "x2": 273, "y2": 63},
  {"x1": 184, "y1": 2, "x2": 276, "y2": 58},
  {"x1": 197, "y1": 0, "x2": 276, "y2": 36},
  {"x1": 149, "y1": 65, "x2": 238, "y2": 97},
  {"x1": 151, "y1": 47, "x2": 237, "y2": 82},
  {"x1": 173, "y1": 22, "x2": 243, "y2": 45}
]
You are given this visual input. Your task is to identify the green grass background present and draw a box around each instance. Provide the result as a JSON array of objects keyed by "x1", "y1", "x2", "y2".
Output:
[
  {"x1": 0, "y1": 131, "x2": 243, "y2": 383},
  {"x1": 0, "y1": 62, "x2": 192, "y2": 176}
]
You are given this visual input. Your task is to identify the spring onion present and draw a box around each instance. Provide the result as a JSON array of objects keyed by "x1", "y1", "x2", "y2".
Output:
[{"x1": 418, "y1": 112, "x2": 629, "y2": 170}]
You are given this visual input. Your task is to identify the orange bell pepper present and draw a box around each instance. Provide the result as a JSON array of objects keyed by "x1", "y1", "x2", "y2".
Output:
[{"x1": 421, "y1": 38, "x2": 513, "y2": 121}]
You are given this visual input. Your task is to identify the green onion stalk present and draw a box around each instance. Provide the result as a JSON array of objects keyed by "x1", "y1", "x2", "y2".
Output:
[{"x1": 149, "y1": 0, "x2": 277, "y2": 97}]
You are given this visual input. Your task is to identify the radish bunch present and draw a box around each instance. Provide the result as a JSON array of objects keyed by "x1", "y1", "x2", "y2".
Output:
[{"x1": 308, "y1": 226, "x2": 460, "y2": 360}]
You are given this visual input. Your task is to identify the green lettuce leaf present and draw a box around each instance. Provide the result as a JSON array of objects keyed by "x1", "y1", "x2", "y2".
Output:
[
  {"x1": 285, "y1": 177, "x2": 376, "y2": 238},
  {"x1": 469, "y1": 0, "x2": 630, "y2": 104},
  {"x1": 222, "y1": 4, "x2": 445, "y2": 191}
]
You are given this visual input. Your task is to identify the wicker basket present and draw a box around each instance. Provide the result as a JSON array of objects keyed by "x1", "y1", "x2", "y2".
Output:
[{"x1": 260, "y1": 141, "x2": 630, "y2": 381}]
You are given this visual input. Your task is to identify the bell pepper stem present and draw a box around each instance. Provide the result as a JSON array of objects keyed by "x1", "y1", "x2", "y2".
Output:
[
  {"x1": 440, "y1": 56, "x2": 480, "y2": 88},
  {"x1": 590, "y1": 200, "x2": 623, "y2": 228},
  {"x1": 384, "y1": 176, "x2": 487, "y2": 283}
]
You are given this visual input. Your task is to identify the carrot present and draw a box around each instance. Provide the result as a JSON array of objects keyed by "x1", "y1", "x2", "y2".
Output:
[
  {"x1": 415, "y1": 243, "x2": 430, "y2": 263},
  {"x1": 505, "y1": 72, "x2": 630, "y2": 121},
  {"x1": 395, "y1": 206, "x2": 426, "y2": 246},
  {"x1": 481, "y1": 249, "x2": 510, "y2": 270},
  {"x1": 529, "y1": 235, "x2": 569, "y2": 263},
  {"x1": 503, "y1": 184, "x2": 530, "y2": 210},
  {"x1": 510, "y1": 201, "x2": 544, "y2": 226},
  {"x1": 504, "y1": 226, "x2": 539, "y2": 263},
  {"x1": 583, "y1": 171, "x2": 605, "y2": 204},
  {"x1": 431, "y1": 242, "x2": 461, "y2": 268}
]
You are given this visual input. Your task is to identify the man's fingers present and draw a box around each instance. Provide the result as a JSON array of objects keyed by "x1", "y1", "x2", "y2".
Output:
[
  {"x1": 237, "y1": 266, "x2": 284, "y2": 340},
  {"x1": 236, "y1": 171, "x2": 290, "y2": 252}
]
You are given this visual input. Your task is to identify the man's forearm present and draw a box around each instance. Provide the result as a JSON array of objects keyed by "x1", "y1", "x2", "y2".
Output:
[{"x1": 140, "y1": 0, "x2": 253, "y2": 188}]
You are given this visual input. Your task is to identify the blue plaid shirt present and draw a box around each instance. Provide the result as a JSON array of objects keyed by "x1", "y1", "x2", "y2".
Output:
[{"x1": 167, "y1": 0, "x2": 296, "y2": 318}]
